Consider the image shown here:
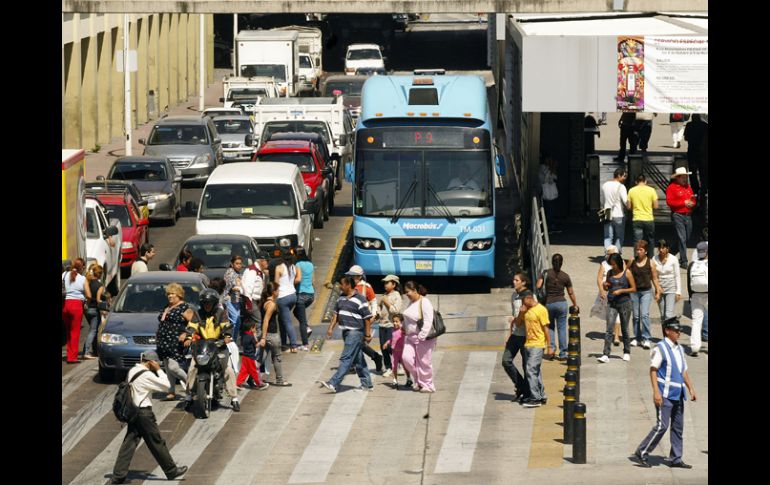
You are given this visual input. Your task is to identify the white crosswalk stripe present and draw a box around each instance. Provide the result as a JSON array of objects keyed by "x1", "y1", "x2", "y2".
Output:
[
  {"x1": 62, "y1": 362, "x2": 99, "y2": 402},
  {"x1": 62, "y1": 386, "x2": 115, "y2": 456},
  {"x1": 434, "y1": 351, "x2": 497, "y2": 474}
]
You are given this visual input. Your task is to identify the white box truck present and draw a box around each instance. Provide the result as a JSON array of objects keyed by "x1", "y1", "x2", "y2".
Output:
[
  {"x1": 274, "y1": 26, "x2": 323, "y2": 93},
  {"x1": 235, "y1": 30, "x2": 299, "y2": 97}
]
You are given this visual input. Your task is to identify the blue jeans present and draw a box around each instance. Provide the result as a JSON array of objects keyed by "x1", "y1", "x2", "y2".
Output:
[
  {"x1": 632, "y1": 220, "x2": 655, "y2": 253},
  {"x1": 631, "y1": 288, "x2": 653, "y2": 341},
  {"x1": 328, "y1": 329, "x2": 372, "y2": 390},
  {"x1": 702, "y1": 311, "x2": 708, "y2": 341},
  {"x1": 671, "y1": 212, "x2": 692, "y2": 266},
  {"x1": 83, "y1": 307, "x2": 100, "y2": 356},
  {"x1": 603, "y1": 217, "x2": 625, "y2": 253},
  {"x1": 293, "y1": 293, "x2": 314, "y2": 346},
  {"x1": 277, "y1": 293, "x2": 298, "y2": 348},
  {"x1": 546, "y1": 301, "x2": 569, "y2": 358},
  {"x1": 225, "y1": 300, "x2": 241, "y2": 342},
  {"x1": 524, "y1": 347, "x2": 545, "y2": 401}
]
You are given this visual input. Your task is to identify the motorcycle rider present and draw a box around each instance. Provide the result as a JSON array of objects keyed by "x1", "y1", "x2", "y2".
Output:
[{"x1": 183, "y1": 289, "x2": 241, "y2": 412}]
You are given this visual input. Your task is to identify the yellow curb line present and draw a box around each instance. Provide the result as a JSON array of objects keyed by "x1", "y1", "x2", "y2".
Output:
[
  {"x1": 310, "y1": 217, "x2": 353, "y2": 326},
  {"x1": 528, "y1": 359, "x2": 566, "y2": 468}
]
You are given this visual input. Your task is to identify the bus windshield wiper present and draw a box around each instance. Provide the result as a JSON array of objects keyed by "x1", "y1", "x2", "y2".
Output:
[
  {"x1": 390, "y1": 179, "x2": 418, "y2": 224},
  {"x1": 427, "y1": 183, "x2": 457, "y2": 224}
]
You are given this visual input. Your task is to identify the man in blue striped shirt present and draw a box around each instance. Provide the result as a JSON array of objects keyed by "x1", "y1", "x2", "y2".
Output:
[{"x1": 317, "y1": 275, "x2": 374, "y2": 392}]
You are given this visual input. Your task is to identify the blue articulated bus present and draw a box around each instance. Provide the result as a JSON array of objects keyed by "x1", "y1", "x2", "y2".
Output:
[{"x1": 346, "y1": 74, "x2": 504, "y2": 278}]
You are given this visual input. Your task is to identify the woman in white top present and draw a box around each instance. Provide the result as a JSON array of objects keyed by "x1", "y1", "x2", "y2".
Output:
[
  {"x1": 596, "y1": 245, "x2": 623, "y2": 346},
  {"x1": 274, "y1": 251, "x2": 302, "y2": 352},
  {"x1": 377, "y1": 274, "x2": 404, "y2": 378},
  {"x1": 400, "y1": 281, "x2": 437, "y2": 393},
  {"x1": 62, "y1": 258, "x2": 92, "y2": 364},
  {"x1": 652, "y1": 239, "x2": 682, "y2": 325}
]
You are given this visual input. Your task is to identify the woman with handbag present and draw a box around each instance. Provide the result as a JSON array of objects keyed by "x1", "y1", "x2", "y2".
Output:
[
  {"x1": 594, "y1": 246, "x2": 623, "y2": 346},
  {"x1": 82, "y1": 263, "x2": 107, "y2": 360},
  {"x1": 400, "y1": 281, "x2": 437, "y2": 393},
  {"x1": 62, "y1": 257, "x2": 92, "y2": 364}
]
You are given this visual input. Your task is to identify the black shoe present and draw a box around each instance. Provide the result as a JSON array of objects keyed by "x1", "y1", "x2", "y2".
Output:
[
  {"x1": 690, "y1": 351, "x2": 698, "y2": 357},
  {"x1": 232, "y1": 399, "x2": 240, "y2": 412},
  {"x1": 110, "y1": 477, "x2": 126, "y2": 484},
  {"x1": 183, "y1": 399, "x2": 193, "y2": 411},
  {"x1": 405, "y1": 379, "x2": 413, "y2": 388},
  {"x1": 166, "y1": 465, "x2": 189, "y2": 480},
  {"x1": 246, "y1": 377, "x2": 256, "y2": 387},
  {"x1": 540, "y1": 397, "x2": 548, "y2": 405},
  {"x1": 668, "y1": 461, "x2": 692, "y2": 469},
  {"x1": 631, "y1": 452, "x2": 651, "y2": 468},
  {"x1": 522, "y1": 399, "x2": 542, "y2": 408}
]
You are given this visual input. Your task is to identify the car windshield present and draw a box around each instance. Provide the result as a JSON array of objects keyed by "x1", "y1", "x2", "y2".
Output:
[
  {"x1": 109, "y1": 162, "x2": 168, "y2": 181},
  {"x1": 240, "y1": 64, "x2": 286, "y2": 81},
  {"x1": 347, "y1": 49, "x2": 381, "y2": 60},
  {"x1": 213, "y1": 119, "x2": 253, "y2": 135},
  {"x1": 113, "y1": 282, "x2": 203, "y2": 313},
  {"x1": 262, "y1": 121, "x2": 330, "y2": 145},
  {"x1": 200, "y1": 184, "x2": 297, "y2": 219},
  {"x1": 299, "y1": 56, "x2": 312, "y2": 68},
  {"x1": 323, "y1": 81, "x2": 364, "y2": 96},
  {"x1": 256, "y1": 153, "x2": 316, "y2": 173},
  {"x1": 184, "y1": 242, "x2": 255, "y2": 268},
  {"x1": 104, "y1": 204, "x2": 132, "y2": 227},
  {"x1": 148, "y1": 125, "x2": 208, "y2": 145},
  {"x1": 228, "y1": 88, "x2": 267, "y2": 103}
]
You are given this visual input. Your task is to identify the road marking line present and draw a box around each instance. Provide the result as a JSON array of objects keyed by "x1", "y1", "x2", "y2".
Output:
[
  {"x1": 288, "y1": 375, "x2": 369, "y2": 483},
  {"x1": 62, "y1": 386, "x2": 115, "y2": 456},
  {"x1": 310, "y1": 217, "x2": 352, "y2": 325},
  {"x1": 528, "y1": 360, "x2": 565, "y2": 468},
  {"x1": 68, "y1": 399, "x2": 178, "y2": 484},
  {"x1": 215, "y1": 352, "x2": 334, "y2": 485},
  {"x1": 62, "y1": 362, "x2": 98, "y2": 401},
  {"x1": 434, "y1": 351, "x2": 497, "y2": 474}
]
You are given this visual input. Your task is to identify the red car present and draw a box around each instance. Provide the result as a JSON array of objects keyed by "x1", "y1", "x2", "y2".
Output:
[
  {"x1": 85, "y1": 188, "x2": 149, "y2": 274},
  {"x1": 255, "y1": 140, "x2": 333, "y2": 228}
]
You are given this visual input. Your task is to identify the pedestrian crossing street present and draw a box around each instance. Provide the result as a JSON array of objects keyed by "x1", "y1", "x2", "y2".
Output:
[{"x1": 62, "y1": 343, "x2": 707, "y2": 485}]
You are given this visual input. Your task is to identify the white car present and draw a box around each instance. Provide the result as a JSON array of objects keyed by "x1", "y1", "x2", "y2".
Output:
[
  {"x1": 345, "y1": 44, "x2": 385, "y2": 76},
  {"x1": 85, "y1": 197, "x2": 123, "y2": 295}
]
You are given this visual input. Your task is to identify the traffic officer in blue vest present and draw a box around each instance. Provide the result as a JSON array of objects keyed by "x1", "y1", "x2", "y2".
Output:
[{"x1": 632, "y1": 317, "x2": 697, "y2": 468}]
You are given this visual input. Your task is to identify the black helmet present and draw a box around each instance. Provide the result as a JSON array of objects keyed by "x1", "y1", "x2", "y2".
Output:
[{"x1": 199, "y1": 288, "x2": 219, "y2": 308}]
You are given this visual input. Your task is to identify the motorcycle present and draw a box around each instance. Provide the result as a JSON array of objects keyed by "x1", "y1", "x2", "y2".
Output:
[{"x1": 190, "y1": 338, "x2": 230, "y2": 419}]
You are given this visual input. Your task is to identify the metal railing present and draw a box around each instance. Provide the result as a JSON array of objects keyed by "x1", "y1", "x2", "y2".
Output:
[{"x1": 529, "y1": 196, "x2": 551, "y2": 286}]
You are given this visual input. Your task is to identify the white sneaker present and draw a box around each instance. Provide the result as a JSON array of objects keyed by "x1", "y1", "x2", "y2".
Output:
[
  {"x1": 382, "y1": 369, "x2": 393, "y2": 377},
  {"x1": 622, "y1": 353, "x2": 631, "y2": 362},
  {"x1": 597, "y1": 355, "x2": 610, "y2": 363},
  {"x1": 630, "y1": 339, "x2": 639, "y2": 347},
  {"x1": 642, "y1": 340, "x2": 652, "y2": 349}
]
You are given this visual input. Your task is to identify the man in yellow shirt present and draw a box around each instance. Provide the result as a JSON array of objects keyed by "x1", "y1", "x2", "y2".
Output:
[
  {"x1": 627, "y1": 174, "x2": 659, "y2": 251},
  {"x1": 515, "y1": 291, "x2": 553, "y2": 408}
]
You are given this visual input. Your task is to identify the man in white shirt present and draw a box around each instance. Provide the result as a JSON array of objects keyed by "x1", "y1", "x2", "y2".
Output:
[
  {"x1": 600, "y1": 168, "x2": 629, "y2": 254},
  {"x1": 241, "y1": 251, "x2": 270, "y2": 327},
  {"x1": 130, "y1": 243, "x2": 156, "y2": 276},
  {"x1": 447, "y1": 164, "x2": 481, "y2": 191},
  {"x1": 111, "y1": 350, "x2": 187, "y2": 484}
]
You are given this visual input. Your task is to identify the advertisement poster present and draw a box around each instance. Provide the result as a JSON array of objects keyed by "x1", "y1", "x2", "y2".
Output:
[
  {"x1": 617, "y1": 36, "x2": 708, "y2": 113},
  {"x1": 616, "y1": 37, "x2": 645, "y2": 111}
]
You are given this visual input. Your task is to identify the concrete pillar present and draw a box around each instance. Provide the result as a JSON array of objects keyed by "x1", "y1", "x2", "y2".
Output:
[
  {"x1": 136, "y1": 16, "x2": 149, "y2": 124},
  {"x1": 178, "y1": 13, "x2": 189, "y2": 101},
  {"x1": 207, "y1": 14, "x2": 214, "y2": 85},
  {"x1": 97, "y1": 19, "x2": 113, "y2": 145},
  {"x1": 147, "y1": 14, "x2": 159, "y2": 120},
  {"x1": 81, "y1": 32, "x2": 98, "y2": 150},
  {"x1": 110, "y1": 25, "x2": 123, "y2": 141},
  {"x1": 158, "y1": 14, "x2": 170, "y2": 115},
  {"x1": 63, "y1": 14, "x2": 82, "y2": 149},
  {"x1": 169, "y1": 14, "x2": 179, "y2": 104},
  {"x1": 187, "y1": 13, "x2": 195, "y2": 101},
  {"x1": 129, "y1": 16, "x2": 138, "y2": 129}
]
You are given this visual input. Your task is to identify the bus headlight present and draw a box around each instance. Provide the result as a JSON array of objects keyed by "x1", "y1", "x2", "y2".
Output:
[
  {"x1": 355, "y1": 238, "x2": 384, "y2": 250},
  {"x1": 463, "y1": 239, "x2": 493, "y2": 251}
]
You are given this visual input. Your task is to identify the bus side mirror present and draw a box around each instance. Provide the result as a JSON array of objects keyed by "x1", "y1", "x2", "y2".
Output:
[
  {"x1": 495, "y1": 154, "x2": 505, "y2": 177},
  {"x1": 345, "y1": 162, "x2": 354, "y2": 183}
]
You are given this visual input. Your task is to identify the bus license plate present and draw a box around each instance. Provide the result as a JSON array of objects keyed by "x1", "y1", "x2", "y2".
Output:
[{"x1": 415, "y1": 260, "x2": 433, "y2": 270}]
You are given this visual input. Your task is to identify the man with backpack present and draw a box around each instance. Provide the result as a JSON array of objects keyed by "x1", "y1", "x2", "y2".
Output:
[
  {"x1": 111, "y1": 350, "x2": 188, "y2": 484},
  {"x1": 686, "y1": 242, "x2": 708, "y2": 357}
]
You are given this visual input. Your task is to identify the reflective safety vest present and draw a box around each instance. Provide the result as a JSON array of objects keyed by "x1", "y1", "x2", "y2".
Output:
[{"x1": 656, "y1": 339, "x2": 686, "y2": 401}]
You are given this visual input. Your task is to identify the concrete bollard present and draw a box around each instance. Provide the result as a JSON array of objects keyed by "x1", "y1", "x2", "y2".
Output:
[
  {"x1": 563, "y1": 385, "x2": 576, "y2": 444},
  {"x1": 567, "y1": 356, "x2": 580, "y2": 385},
  {"x1": 565, "y1": 370, "x2": 579, "y2": 402},
  {"x1": 573, "y1": 402, "x2": 587, "y2": 464}
]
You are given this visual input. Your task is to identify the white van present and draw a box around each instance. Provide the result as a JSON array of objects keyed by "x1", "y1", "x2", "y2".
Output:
[{"x1": 195, "y1": 162, "x2": 317, "y2": 255}]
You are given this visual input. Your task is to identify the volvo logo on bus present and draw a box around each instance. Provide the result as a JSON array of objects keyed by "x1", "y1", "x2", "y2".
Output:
[{"x1": 401, "y1": 222, "x2": 444, "y2": 231}]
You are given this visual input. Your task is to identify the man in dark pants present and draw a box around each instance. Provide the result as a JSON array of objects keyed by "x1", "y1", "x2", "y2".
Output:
[
  {"x1": 632, "y1": 318, "x2": 697, "y2": 468},
  {"x1": 634, "y1": 112, "x2": 656, "y2": 152},
  {"x1": 111, "y1": 351, "x2": 187, "y2": 484},
  {"x1": 665, "y1": 168, "x2": 696, "y2": 269},
  {"x1": 501, "y1": 272, "x2": 531, "y2": 402},
  {"x1": 684, "y1": 114, "x2": 708, "y2": 196},
  {"x1": 616, "y1": 112, "x2": 638, "y2": 160}
]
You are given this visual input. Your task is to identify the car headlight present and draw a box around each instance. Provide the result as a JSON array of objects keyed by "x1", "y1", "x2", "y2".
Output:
[
  {"x1": 121, "y1": 241, "x2": 134, "y2": 249},
  {"x1": 304, "y1": 184, "x2": 312, "y2": 195},
  {"x1": 279, "y1": 238, "x2": 291, "y2": 248},
  {"x1": 463, "y1": 238, "x2": 494, "y2": 251},
  {"x1": 193, "y1": 153, "x2": 212, "y2": 166},
  {"x1": 100, "y1": 333, "x2": 129, "y2": 345},
  {"x1": 355, "y1": 238, "x2": 384, "y2": 250}
]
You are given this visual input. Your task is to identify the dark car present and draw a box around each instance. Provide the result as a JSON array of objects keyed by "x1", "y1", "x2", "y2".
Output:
[
  {"x1": 321, "y1": 75, "x2": 366, "y2": 121},
  {"x1": 97, "y1": 271, "x2": 208, "y2": 381},
  {"x1": 170, "y1": 234, "x2": 264, "y2": 281},
  {"x1": 106, "y1": 156, "x2": 182, "y2": 223}
]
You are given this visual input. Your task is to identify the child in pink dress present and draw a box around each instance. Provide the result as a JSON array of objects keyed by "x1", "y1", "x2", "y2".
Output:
[{"x1": 382, "y1": 314, "x2": 411, "y2": 388}]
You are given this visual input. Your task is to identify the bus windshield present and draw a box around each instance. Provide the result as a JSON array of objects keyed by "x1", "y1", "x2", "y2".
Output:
[{"x1": 355, "y1": 149, "x2": 492, "y2": 218}]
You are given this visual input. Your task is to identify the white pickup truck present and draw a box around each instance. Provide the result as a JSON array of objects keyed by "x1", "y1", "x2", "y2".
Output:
[
  {"x1": 85, "y1": 197, "x2": 123, "y2": 295},
  {"x1": 220, "y1": 76, "x2": 278, "y2": 112}
]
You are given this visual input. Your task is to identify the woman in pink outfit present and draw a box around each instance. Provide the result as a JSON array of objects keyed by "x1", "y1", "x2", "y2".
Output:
[{"x1": 400, "y1": 281, "x2": 437, "y2": 393}]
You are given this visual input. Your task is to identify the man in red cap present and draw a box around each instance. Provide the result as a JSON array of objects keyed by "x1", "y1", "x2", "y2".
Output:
[{"x1": 665, "y1": 168, "x2": 696, "y2": 269}]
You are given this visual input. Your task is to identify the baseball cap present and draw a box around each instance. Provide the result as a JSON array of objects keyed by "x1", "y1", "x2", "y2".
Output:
[
  {"x1": 141, "y1": 350, "x2": 160, "y2": 362},
  {"x1": 696, "y1": 241, "x2": 708, "y2": 258},
  {"x1": 381, "y1": 274, "x2": 400, "y2": 283},
  {"x1": 605, "y1": 245, "x2": 618, "y2": 255},
  {"x1": 662, "y1": 317, "x2": 682, "y2": 331},
  {"x1": 345, "y1": 265, "x2": 365, "y2": 276}
]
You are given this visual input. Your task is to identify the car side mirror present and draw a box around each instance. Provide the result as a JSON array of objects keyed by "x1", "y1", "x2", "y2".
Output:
[
  {"x1": 138, "y1": 138, "x2": 146, "y2": 145},
  {"x1": 322, "y1": 167, "x2": 332, "y2": 176},
  {"x1": 96, "y1": 175, "x2": 106, "y2": 182},
  {"x1": 174, "y1": 175, "x2": 183, "y2": 183},
  {"x1": 137, "y1": 199, "x2": 148, "y2": 207},
  {"x1": 138, "y1": 218, "x2": 150, "y2": 226},
  {"x1": 301, "y1": 199, "x2": 317, "y2": 215},
  {"x1": 345, "y1": 162, "x2": 354, "y2": 183},
  {"x1": 383, "y1": 56, "x2": 389, "y2": 63},
  {"x1": 339, "y1": 133, "x2": 348, "y2": 145},
  {"x1": 219, "y1": 97, "x2": 225, "y2": 103},
  {"x1": 245, "y1": 134, "x2": 254, "y2": 146},
  {"x1": 159, "y1": 263, "x2": 173, "y2": 271},
  {"x1": 213, "y1": 138, "x2": 221, "y2": 145},
  {"x1": 185, "y1": 201, "x2": 199, "y2": 215},
  {"x1": 104, "y1": 225, "x2": 120, "y2": 237},
  {"x1": 495, "y1": 154, "x2": 506, "y2": 177}
]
